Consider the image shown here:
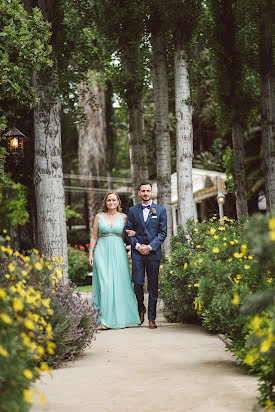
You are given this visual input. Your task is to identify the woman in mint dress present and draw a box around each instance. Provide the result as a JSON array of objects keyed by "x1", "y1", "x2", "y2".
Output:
[{"x1": 88, "y1": 192, "x2": 140, "y2": 329}]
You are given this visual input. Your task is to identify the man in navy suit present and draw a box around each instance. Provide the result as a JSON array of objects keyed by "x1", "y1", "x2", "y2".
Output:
[{"x1": 125, "y1": 182, "x2": 167, "y2": 328}]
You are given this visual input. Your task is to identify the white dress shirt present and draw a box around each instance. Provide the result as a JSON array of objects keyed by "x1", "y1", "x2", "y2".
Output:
[{"x1": 135, "y1": 201, "x2": 153, "y2": 251}]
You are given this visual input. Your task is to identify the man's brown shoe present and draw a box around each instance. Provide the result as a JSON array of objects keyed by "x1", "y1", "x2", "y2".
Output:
[
  {"x1": 139, "y1": 308, "x2": 146, "y2": 325},
  {"x1": 149, "y1": 320, "x2": 157, "y2": 329}
]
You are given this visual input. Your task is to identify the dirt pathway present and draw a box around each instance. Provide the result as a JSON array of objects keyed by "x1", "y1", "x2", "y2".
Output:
[{"x1": 32, "y1": 296, "x2": 259, "y2": 412}]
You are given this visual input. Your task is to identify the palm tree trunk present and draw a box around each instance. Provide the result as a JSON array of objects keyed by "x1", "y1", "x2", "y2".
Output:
[
  {"x1": 174, "y1": 36, "x2": 194, "y2": 228},
  {"x1": 232, "y1": 121, "x2": 248, "y2": 219},
  {"x1": 151, "y1": 11, "x2": 172, "y2": 251},
  {"x1": 260, "y1": 0, "x2": 275, "y2": 211},
  {"x1": 33, "y1": 69, "x2": 68, "y2": 282}
]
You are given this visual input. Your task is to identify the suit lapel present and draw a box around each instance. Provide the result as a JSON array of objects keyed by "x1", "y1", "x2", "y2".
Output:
[{"x1": 137, "y1": 204, "x2": 146, "y2": 230}]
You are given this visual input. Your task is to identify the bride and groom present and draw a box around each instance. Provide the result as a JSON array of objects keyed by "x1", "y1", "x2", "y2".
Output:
[{"x1": 88, "y1": 182, "x2": 167, "y2": 329}]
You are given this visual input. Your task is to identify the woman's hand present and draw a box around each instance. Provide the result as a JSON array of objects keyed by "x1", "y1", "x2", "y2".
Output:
[
  {"x1": 126, "y1": 229, "x2": 136, "y2": 237},
  {"x1": 88, "y1": 254, "x2": 93, "y2": 267}
]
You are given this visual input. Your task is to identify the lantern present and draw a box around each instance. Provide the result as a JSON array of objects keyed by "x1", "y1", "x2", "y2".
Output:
[{"x1": 5, "y1": 127, "x2": 26, "y2": 158}]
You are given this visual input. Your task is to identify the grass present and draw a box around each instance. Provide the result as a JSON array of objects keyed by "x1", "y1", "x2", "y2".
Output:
[{"x1": 76, "y1": 285, "x2": 92, "y2": 293}]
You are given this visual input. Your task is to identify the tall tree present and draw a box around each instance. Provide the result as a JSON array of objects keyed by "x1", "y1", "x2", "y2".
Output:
[
  {"x1": 78, "y1": 79, "x2": 107, "y2": 228},
  {"x1": 206, "y1": 0, "x2": 253, "y2": 220},
  {"x1": 259, "y1": 0, "x2": 275, "y2": 210},
  {"x1": 23, "y1": 0, "x2": 99, "y2": 281},
  {"x1": 160, "y1": 0, "x2": 201, "y2": 228},
  {"x1": 150, "y1": 5, "x2": 172, "y2": 247},
  {"x1": 89, "y1": 0, "x2": 149, "y2": 203}
]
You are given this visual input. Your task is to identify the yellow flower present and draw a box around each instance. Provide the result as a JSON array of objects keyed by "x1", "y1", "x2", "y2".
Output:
[
  {"x1": 232, "y1": 293, "x2": 239, "y2": 305},
  {"x1": 194, "y1": 283, "x2": 200, "y2": 287},
  {"x1": 234, "y1": 252, "x2": 242, "y2": 259},
  {"x1": 223, "y1": 243, "x2": 227, "y2": 246},
  {"x1": 212, "y1": 247, "x2": 219, "y2": 253},
  {"x1": 218, "y1": 226, "x2": 225, "y2": 231},
  {"x1": 196, "y1": 245, "x2": 200, "y2": 248},
  {"x1": 268, "y1": 217, "x2": 275, "y2": 230},
  {"x1": 6, "y1": 235, "x2": 11, "y2": 241},
  {"x1": 234, "y1": 239, "x2": 239, "y2": 243},
  {"x1": 267, "y1": 278, "x2": 272, "y2": 283},
  {"x1": 13, "y1": 298, "x2": 24, "y2": 312},
  {"x1": 0, "y1": 288, "x2": 7, "y2": 299},
  {"x1": 265, "y1": 399, "x2": 275, "y2": 410},
  {"x1": 209, "y1": 228, "x2": 216, "y2": 234},
  {"x1": 0, "y1": 313, "x2": 12, "y2": 324},
  {"x1": 35, "y1": 262, "x2": 43, "y2": 271},
  {"x1": 188, "y1": 284, "x2": 192, "y2": 288},
  {"x1": 47, "y1": 341, "x2": 56, "y2": 355},
  {"x1": 21, "y1": 270, "x2": 27, "y2": 276},
  {"x1": 40, "y1": 362, "x2": 50, "y2": 372},
  {"x1": 184, "y1": 262, "x2": 188, "y2": 269},
  {"x1": 245, "y1": 352, "x2": 258, "y2": 366},
  {"x1": 236, "y1": 274, "x2": 242, "y2": 280},
  {"x1": 23, "y1": 389, "x2": 33, "y2": 403},
  {"x1": 244, "y1": 265, "x2": 251, "y2": 270},
  {"x1": 23, "y1": 369, "x2": 33, "y2": 379},
  {"x1": 3, "y1": 229, "x2": 7, "y2": 233},
  {"x1": 159, "y1": 265, "x2": 164, "y2": 269},
  {"x1": 213, "y1": 235, "x2": 219, "y2": 240},
  {"x1": 230, "y1": 241, "x2": 235, "y2": 245},
  {"x1": 170, "y1": 270, "x2": 173, "y2": 274},
  {"x1": 0, "y1": 344, "x2": 8, "y2": 357},
  {"x1": 37, "y1": 346, "x2": 45, "y2": 355},
  {"x1": 260, "y1": 338, "x2": 273, "y2": 353},
  {"x1": 228, "y1": 257, "x2": 232, "y2": 262},
  {"x1": 223, "y1": 237, "x2": 227, "y2": 240},
  {"x1": 269, "y1": 230, "x2": 275, "y2": 241},
  {"x1": 248, "y1": 255, "x2": 253, "y2": 260},
  {"x1": 24, "y1": 319, "x2": 35, "y2": 330},
  {"x1": 8, "y1": 263, "x2": 15, "y2": 272},
  {"x1": 194, "y1": 228, "x2": 198, "y2": 232}
]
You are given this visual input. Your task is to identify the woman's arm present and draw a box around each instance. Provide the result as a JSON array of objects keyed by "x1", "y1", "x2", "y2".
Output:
[
  {"x1": 123, "y1": 213, "x2": 136, "y2": 237},
  {"x1": 88, "y1": 214, "x2": 100, "y2": 266}
]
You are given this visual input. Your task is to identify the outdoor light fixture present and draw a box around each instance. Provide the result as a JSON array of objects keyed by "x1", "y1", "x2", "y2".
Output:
[
  {"x1": 217, "y1": 192, "x2": 225, "y2": 205},
  {"x1": 5, "y1": 127, "x2": 26, "y2": 159}
]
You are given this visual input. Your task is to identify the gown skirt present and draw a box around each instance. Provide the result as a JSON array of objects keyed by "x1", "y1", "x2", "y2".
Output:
[{"x1": 92, "y1": 213, "x2": 140, "y2": 329}]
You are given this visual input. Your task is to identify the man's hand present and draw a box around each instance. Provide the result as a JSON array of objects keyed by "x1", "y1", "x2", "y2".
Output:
[{"x1": 138, "y1": 244, "x2": 151, "y2": 255}]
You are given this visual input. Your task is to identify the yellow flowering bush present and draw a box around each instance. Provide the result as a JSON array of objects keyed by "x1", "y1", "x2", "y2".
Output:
[
  {"x1": 161, "y1": 212, "x2": 275, "y2": 408},
  {"x1": 0, "y1": 238, "x2": 54, "y2": 411},
  {"x1": 0, "y1": 234, "x2": 100, "y2": 411}
]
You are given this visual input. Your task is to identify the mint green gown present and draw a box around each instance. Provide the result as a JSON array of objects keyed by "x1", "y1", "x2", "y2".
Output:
[{"x1": 92, "y1": 213, "x2": 140, "y2": 329}]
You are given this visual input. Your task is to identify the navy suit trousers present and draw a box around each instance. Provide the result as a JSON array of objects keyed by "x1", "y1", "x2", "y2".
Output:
[{"x1": 132, "y1": 257, "x2": 160, "y2": 321}]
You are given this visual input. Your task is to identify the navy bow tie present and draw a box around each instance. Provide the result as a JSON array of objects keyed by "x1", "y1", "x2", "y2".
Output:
[{"x1": 142, "y1": 204, "x2": 151, "y2": 209}]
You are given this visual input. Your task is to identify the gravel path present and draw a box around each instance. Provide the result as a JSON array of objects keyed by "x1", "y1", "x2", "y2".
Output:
[{"x1": 31, "y1": 295, "x2": 259, "y2": 412}]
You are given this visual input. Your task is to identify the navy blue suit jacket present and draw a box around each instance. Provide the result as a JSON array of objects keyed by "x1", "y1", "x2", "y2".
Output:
[{"x1": 125, "y1": 202, "x2": 167, "y2": 261}]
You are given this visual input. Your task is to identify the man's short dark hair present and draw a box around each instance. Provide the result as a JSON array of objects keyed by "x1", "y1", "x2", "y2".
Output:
[{"x1": 138, "y1": 182, "x2": 152, "y2": 190}]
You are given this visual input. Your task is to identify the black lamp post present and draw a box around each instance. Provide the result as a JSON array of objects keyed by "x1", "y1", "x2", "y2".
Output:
[{"x1": 5, "y1": 127, "x2": 26, "y2": 164}]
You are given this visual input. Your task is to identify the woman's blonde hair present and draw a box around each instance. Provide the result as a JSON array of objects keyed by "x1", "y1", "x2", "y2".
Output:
[{"x1": 101, "y1": 192, "x2": 122, "y2": 213}]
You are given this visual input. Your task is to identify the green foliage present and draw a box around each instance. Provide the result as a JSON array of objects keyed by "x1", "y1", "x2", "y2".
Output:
[
  {"x1": 193, "y1": 137, "x2": 227, "y2": 171},
  {"x1": 162, "y1": 213, "x2": 275, "y2": 407},
  {"x1": 0, "y1": 0, "x2": 52, "y2": 111},
  {"x1": 68, "y1": 244, "x2": 91, "y2": 285},
  {"x1": 65, "y1": 205, "x2": 82, "y2": 222},
  {"x1": 222, "y1": 146, "x2": 235, "y2": 193},
  {"x1": 0, "y1": 183, "x2": 29, "y2": 230}
]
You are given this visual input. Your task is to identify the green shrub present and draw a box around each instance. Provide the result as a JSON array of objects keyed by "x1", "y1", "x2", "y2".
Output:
[
  {"x1": 68, "y1": 244, "x2": 91, "y2": 285},
  {"x1": 161, "y1": 212, "x2": 275, "y2": 408}
]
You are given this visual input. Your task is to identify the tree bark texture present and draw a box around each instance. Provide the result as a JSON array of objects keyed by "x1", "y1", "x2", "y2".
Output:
[
  {"x1": 33, "y1": 71, "x2": 68, "y2": 282},
  {"x1": 151, "y1": 12, "x2": 172, "y2": 251},
  {"x1": 78, "y1": 82, "x2": 107, "y2": 228},
  {"x1": 174, "y1": 39, "x2": 194, "y2": 228},
  {"x1": 232, "y1": 121, "x2": 248, "y2": 219},
  {"x1": 124, "y1": 44, "x2": 149, "y2": 204},
  {"x1": 260, "y1": 0, "x2": 275, "y2": 211}
]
